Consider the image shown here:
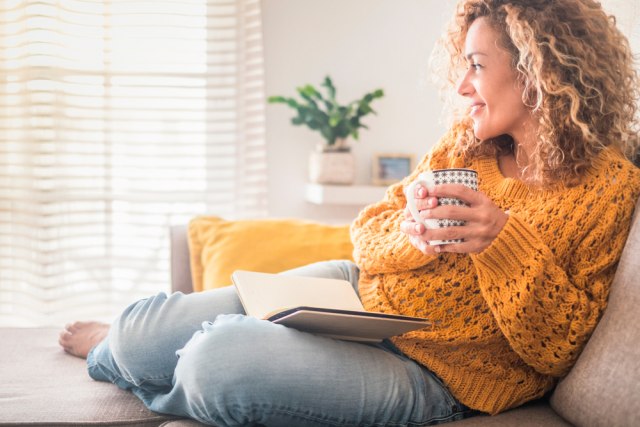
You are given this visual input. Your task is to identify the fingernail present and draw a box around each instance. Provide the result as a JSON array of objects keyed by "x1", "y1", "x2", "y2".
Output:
[
  {"x1": 415, "y1": 224, "x2": 421, "y2": 233},
  {"x1": 434, "y1": 245, "x2": 441, "y2": 253}
]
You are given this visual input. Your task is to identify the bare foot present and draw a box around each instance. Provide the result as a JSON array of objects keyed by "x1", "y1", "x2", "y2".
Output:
[{"x1": 59, "y1": 321, "x2": 110, "y2": 358}]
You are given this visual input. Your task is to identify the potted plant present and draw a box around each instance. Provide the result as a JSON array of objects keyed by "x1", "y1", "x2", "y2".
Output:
[{"x1": 268, "y1": 76, "x2": 384, "y2": 185}]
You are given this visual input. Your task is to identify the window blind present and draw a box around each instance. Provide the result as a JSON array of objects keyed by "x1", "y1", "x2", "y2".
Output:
[{"x1": 0, "y1": 0, "x2": 267, "y2": 326}]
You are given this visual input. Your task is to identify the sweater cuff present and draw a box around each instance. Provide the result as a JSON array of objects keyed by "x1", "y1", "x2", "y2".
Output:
[
  {"x1": 391, "y1": 232, "x2": 439, "y2": 270},
  {"x1": 471, "y1": 213, "x2": 545, "y2": 282}
]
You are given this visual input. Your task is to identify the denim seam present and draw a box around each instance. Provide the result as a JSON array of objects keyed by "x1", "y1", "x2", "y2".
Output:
[
  {"x1": 90, "y1": 350, "x2": 174, "y2": 389},
  {"x1": 272, "y1": 407, "x2": 356, "y2": 426},
  {"x1": 86, "y1": 349, "x2": 119, "y2": 385},
  {"x1": 369, "y1": 342, "x2": 465, "y2": 426},
  {"x1": 388, "y1": 348, "x2": 463, "y2": 424},
  {"x1": 120, "y1": 371, "x2": 174, "y2": 387},
  {"x1": 199, "y1": 403, "x2": 470, "y2": 427},
  {"x1": 406, "y1": 408, "x2": 474, "y2": 426},
  {"x1": 406, "y1": 353, "x2": 469, "y2": 415},
  {"x1": 420, "y1": 367, "x2": 459, "y2": 410},
  {"x1": 195, "y1": 405, "x2": 341, "y2": 427}
]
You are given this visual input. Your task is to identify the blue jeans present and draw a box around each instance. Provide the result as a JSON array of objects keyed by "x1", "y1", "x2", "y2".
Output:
[{"x1": 87, "y1": 260, "x2": 472, "y2": 426}]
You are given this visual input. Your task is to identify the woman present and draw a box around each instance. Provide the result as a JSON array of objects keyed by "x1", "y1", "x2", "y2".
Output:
[{"x1": 60, "y1": 0, "x2": 640, "y2": 425}]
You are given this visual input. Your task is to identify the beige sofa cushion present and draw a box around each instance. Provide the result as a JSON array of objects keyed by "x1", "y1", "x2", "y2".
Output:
[
  {"x1": 0, "y1": 327, "x2": 177, "y2": 426},
  {"x1": 550, "y1": 199, "x2": 640, "y2": 426}
]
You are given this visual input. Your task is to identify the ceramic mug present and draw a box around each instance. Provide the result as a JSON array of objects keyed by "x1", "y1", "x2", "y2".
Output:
[{"x1": 404, "y1": 168, "x2": 478, "y2": 245}]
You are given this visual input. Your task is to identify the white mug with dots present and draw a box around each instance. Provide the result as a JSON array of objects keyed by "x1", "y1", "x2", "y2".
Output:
[{"x1": 404, "y1": 168, "x2": 478, "y2": 245}]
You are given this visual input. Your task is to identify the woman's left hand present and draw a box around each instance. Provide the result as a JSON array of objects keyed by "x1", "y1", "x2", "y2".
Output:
[{"x1": 418, "y1": 184, "x2": 509, "y2": 254}]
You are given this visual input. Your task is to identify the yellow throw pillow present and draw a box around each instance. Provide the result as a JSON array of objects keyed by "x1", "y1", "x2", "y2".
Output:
[{"x1": 187, "y1": 216, "x2": 354, "y2": 292}]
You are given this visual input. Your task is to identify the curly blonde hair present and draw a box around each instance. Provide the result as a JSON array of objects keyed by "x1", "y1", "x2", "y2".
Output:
[{"x1": 439, "y1": 0, "x2": 639, "y2": 186}]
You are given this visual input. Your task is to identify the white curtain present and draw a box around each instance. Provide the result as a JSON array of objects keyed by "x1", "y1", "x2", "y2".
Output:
[{"x1": 0, "y1": 0, "x2": 267, "y2": 327}]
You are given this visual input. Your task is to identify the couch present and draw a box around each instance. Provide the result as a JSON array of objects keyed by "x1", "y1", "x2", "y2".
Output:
[{"x1": 1, "y1": 201, "x2": 639, "y2": 427}]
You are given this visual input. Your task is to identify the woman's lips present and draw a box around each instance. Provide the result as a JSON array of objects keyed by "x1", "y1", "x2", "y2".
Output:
[{"x1": 469, "y1": 103, "x2": 485, "y2": 117}]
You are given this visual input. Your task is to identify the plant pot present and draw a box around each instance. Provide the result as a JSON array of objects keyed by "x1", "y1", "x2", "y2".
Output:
[{"x1": 308, "y1": 145, "x2": 356, "y2": 185}]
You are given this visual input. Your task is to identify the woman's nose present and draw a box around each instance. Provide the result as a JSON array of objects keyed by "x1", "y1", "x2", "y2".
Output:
[{"x1": 456, "y1": 71, "x2": 473, "y2": 97}]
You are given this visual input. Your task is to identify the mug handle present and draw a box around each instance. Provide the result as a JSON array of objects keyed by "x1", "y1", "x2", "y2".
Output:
[{"x1": 404, "y1": 172, "x2": 436, "y2": 226}]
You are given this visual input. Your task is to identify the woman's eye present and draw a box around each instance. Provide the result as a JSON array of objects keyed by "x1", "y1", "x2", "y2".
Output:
[{"x1": 469, "y1": 63, "x2": 482, "y2": 70}]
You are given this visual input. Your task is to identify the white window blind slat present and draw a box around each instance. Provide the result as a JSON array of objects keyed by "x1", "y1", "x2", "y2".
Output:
[{"x1": 0, "y1": 0, "x2": 267, "y2": 327}]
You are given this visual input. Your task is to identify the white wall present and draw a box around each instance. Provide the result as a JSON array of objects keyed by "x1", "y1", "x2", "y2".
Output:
[
  {"x1": 600, "y1": 1, "x2": 640, "y2": 53},
  {"x1": 262, "y1": 0, "x2": 456, "y2": 223}
]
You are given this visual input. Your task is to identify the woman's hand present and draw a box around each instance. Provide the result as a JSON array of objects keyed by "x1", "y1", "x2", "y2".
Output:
[
  {"x1": 401, "y1": 185, "x2": 435, "y2": 254},
  {"x1": 400, "y1": 183, "x2": 509, "y2": 254}
]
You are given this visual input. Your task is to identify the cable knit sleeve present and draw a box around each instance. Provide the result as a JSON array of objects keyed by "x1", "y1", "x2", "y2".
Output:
[
  {"x1": 470, "y1": 191, "x2": 637, "y2": 377},
  {"x1": 350, "y1": 179, "x2": 438, "y2": 275}
]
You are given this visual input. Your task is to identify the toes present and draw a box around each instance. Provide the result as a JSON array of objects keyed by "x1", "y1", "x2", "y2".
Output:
[
  {"x1": 58, "y1": 326, "x2": 79, "y2": 347},
  {"x1": 58, "y1": 321, "x2": 110, "y2": 358},
  {"x1": 65, "y1": 322, "x2": 82, "y2": 333},
  {"x1": 58, "y1": 333, "x2": 70, "y2": 350}
]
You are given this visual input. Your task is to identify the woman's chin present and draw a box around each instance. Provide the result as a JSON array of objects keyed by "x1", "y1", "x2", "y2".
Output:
[
  {"x1": 472, "y1": 124, "x2": 501, "y2": 142},
  {"x1": 473, "y1": 124, "x2": 488, "y2": 141}
]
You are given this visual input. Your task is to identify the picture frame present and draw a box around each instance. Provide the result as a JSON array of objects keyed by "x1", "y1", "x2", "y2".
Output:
[{"x1": 372, "y1": 153, "x2": 415, "y2": 185}]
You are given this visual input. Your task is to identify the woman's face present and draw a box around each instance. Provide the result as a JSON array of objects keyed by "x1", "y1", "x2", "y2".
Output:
[{"x1": 457, "y1": 17, "x2": 532, "y2": 143}]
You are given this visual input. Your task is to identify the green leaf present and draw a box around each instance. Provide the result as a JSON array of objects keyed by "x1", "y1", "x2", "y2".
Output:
[
  {"x1": 267, "y1": 96, "x2": 286, "y2": 103},
  {"x1": 286, "y1": 99, "x2": 301, "y2": 109},
  {"x1": 298, "y1": 85, "x2": 324, "y2": 102},
  {"x1": 269, "y1": 76, "x2": 385, "y2": 145},
  {"x1": 322, "y1": 76, "x2": 336, "y2": 101}
]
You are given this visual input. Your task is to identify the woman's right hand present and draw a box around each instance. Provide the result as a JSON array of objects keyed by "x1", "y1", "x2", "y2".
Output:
[{"x1": 400, "y1": 184, "x2": 438, "y2": 255}]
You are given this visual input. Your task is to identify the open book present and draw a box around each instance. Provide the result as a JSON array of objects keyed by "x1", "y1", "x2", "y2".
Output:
[{"x1": 231, "y1": 270, "x2": 429, "y2": 343}]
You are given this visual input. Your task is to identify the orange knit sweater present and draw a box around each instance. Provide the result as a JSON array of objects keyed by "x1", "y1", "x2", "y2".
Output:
[{"x1": 351, "y1": 136, "x2": 640, "y2": 415}]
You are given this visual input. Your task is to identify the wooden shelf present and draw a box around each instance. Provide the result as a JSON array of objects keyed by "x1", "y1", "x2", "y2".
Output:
[{"x1": 305, "y1": 183, "x2": 387, "y2": 206}]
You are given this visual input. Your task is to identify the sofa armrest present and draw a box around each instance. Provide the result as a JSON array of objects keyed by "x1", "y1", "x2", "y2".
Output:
[
  {"x1": 170, "y1": 225, "x2": 193, "y2": 294},
  {"x1": 550, "y1": 197, "x2": 640, "y2": 426}
]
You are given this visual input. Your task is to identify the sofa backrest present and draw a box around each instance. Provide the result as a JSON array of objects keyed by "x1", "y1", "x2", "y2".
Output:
[
  {"x1": 550, "y1": 198, "x2": 640, "y2": 427},
  {"x1": 170, "y1": 225, "x2": 193, "y2": 294}
]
